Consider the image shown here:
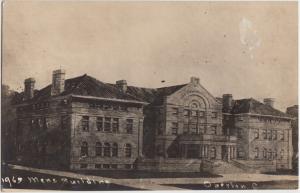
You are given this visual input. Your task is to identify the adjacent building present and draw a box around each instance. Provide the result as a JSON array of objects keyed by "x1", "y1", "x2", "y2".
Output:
[
  {"x1": 286, "y1": 105, "x2": 298, "y2": 172},
  {"x1": 13, "y1": 69, "x2": 294, "y2": 173}
]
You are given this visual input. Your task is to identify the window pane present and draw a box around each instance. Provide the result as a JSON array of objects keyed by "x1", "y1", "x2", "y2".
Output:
[
  {"x1": 112, "y1": 143, "x2": 118, "y2": 157},
  {"x1": 126, "y1": 119, "x2": 133, "y2": 134},
  {"x1": 104, "y1": 117, "x2": 111, "y2": 132},
  {"x1": 125, "y1": 144, "x2": 132, "y2": 157},
  {"x1": 95, "y1": 142, "x2": 102, "y2": 156},
  {"x1": 81, "y1": 116, "x2": 89, "y2": 131},
  {"x1": 112, "y1": 118, "x2": 119, "y2": 133},
  {"x1": 97, "y1": 117, "x2": 103, "y2": 131},
  {"x1": 184, "y1": 110, "x2": 189, "y2": 117},
  {"x1": 104, "y1": 143, "x2": 111, "y2": 157},
  {"x1": 81, "y1": 142, "x2": 88, "y2": 156}
]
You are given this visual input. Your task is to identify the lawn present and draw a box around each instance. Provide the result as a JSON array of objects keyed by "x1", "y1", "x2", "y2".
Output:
[{"x1": 76, "y1": 170, "x2": 222, "y2": 179}]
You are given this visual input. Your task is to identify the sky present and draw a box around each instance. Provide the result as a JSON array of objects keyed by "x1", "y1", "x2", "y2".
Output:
[{"x1": 2, "y1": 1, "x2": 298, "y2": 111}]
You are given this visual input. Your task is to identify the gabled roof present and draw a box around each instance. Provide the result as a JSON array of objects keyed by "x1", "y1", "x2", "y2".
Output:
[
  {"x1": 150, "y1": 84, "x2": 188, "y2": 105},
  {"x1": 13, "y1": 74, "x2": 187, "y2": 106},
  {"x1": 231, "y1": 98, "x2": 290, "y2": 118}
]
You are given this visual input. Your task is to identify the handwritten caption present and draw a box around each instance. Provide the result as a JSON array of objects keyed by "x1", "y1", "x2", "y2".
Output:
[
  {"x1": 203, "y1": 181, "x2": 258, "y2": 189},
  {"x1": 1, "y1": 176, "x2": 110, "y2": 188}
]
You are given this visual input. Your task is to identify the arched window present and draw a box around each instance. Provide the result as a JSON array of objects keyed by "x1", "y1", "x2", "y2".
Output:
[
  {"x1": 81, "y1": 142, "x2": 88, "y2": 156},
  {"x1": 124, "y1": 144, "x2": 132, "y2": 157},
  {"x1": 95, "y1": 142, "x2": 102, "y2": 156},
  {"x1": 112, "y1": 143, "x2": 118, "y2": 157},
  {"x1": 210, "y1": 147, "x2": 216, "y2": 159},
  {"x1": 104, "y1": 143, "x2": 111, "y2": 157}
]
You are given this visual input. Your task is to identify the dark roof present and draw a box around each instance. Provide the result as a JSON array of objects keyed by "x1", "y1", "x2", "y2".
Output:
[
  {"x1": 150, "y1": 84, "x2": 187, "y2": 105},
  {"x1": 13, "y1": 74, "x2": 187, "y2": 106},
  {"x1": 231, "y1": 98, "x2": 290, "y2": 117}
]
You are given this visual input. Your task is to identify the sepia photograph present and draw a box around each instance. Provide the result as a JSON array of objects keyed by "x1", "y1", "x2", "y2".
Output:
[{"x1": 1, "y1": 0, "x2": 298, "y2": 191}]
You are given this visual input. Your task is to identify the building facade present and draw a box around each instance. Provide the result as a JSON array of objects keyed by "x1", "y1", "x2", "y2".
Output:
[
  {"x1": 286, "y1": 105, "x2": 298, "y2": 172},
  {"x1": 13, "y1": 69, "x2": 293, "y2": 173}
]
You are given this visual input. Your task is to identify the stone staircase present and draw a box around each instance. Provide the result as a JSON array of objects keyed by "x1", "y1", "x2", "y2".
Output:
[{"x1": 202, "y1": 160, "x2": 258, "y2": 174}]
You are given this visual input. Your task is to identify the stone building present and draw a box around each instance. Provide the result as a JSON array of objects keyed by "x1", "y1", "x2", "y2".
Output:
[
  {"x1": 13, "y1": 69, "x2": 293, "y2": 172},
  {"x1": 286, "y1": 105, "x2": 298, "y2": 172}
]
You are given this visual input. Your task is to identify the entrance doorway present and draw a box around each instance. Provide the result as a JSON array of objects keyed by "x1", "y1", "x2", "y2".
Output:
[
  {"x1": 221, "y1": 145, "x2": 228, "y2": 161},
  {"x1": 186, "y1": 144, "x2": 199, "y2": 158}
]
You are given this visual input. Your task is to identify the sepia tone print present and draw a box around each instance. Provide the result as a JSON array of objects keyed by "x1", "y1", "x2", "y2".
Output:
[{"x1": 1, "y1": 1, "x2": 298, "y2": 191}]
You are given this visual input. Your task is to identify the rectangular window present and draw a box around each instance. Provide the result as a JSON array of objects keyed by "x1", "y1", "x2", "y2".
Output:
[
  {"x1": 198, "y1": 125, "x2": 204, "y2": 134},
  {"x1": 81, "y1": 116, "x2": 89, "y2": 131},
  {"x1": 125, "y1": 164, "x2": 132, "y2": 169},
  {"x1": 104, "y1": 117, "x2": 111, "y2": 132},
  {"x1": 267, "y1": 130, "x2": 272, "y2": 140},
  {"x1": 80, "y1": 164, "x2": 88, "y2": 169},
  {"x1": 103, "y1": 164, "x2": 110, "y2": 169},
  {"x1": 262, "y1": 129, "x2": 267, "y2": 139},
  {"x1": 263, "y1": 148, "x2": 267, "y2": 159},
  {"x1": 211, "y1": 112, "x2": 218, "y2": 118},
  {"x1": 120, "y1": 106, "x2": 127, "y2": 111},
  {"x1": 190, "y1": 124, "x2": 197, "y2": 134},
  {"x1": 112, "y1": 118, "x2": 119, "y2": 133},
  {"x1": 255, "y1": 148, "x2": 259, "y2": 159},
  {"x1": 171, "y1": 122, "x2": 178, "y2": 135},
  {"x1": 191, "y1": 110, "x2": 198, "y2": 117},
  {"x1": 268, "y1": 149, "x2": 272, "y2": 160},
  {"x1": 199, "y1": 111, "x2": 205, "y2": 118},
  {"x1": 172, "y1": 108, "x2": 179, "y2": 115},
  {"x1": 272, "y1": 130, "x2": 277, "y2": 140},
  {"x1": 184, "y1": 109, "x2": 189, "y2": 117},
  {"x1": 111, "y1": 164, "x2": 118, "y2": 169},
  {"x1": 96, "y1": 117, "x2": 103, "y2": 131},
  {"x1": 183, "y1": 124, "x2": 189, "y2": 134},
  {"x1": 237, "y1": 129, "x2": 242, "y2": 138},
  {"x1": 280, "y1": 131, "x2": 284, "y2": 141},
  {"x1": 254, "y1": 129, "x2": 259, "y2": 139},
  {"x1": 113, "y1": 105, "x2": 119, "y2": 110},
  {"x1": 211, "y1": 125, "x2": 217, "y2": 135},
  {"x1": 95, "y1": 164, "x2": 101, "y2": 169},
  {"x1": 126, "y1": 119, "x2": 133, "y2": 134},
  {"x1": 280, "y1": 149, "x2": 284, "y2": 159},
  {"x1": 103, "y1": 105, "x2": 112, "y2": 110},
  {"x1": 95, "y1": 103, "x2": 103, "y2": 109}
]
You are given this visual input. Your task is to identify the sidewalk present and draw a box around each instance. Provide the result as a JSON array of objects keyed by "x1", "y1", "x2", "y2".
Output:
[{"x1": 7, "y1": 164, "x2": 299, "y2": 190}]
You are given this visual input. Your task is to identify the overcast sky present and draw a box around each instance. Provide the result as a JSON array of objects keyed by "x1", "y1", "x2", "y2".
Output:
[{"x1": 2, "y1": 1, "x2": 297, "y2": 111}]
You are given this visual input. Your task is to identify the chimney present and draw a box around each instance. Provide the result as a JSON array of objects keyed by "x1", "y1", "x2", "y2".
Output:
[
  {"x1": 222, "y1": 94, "x2": 233, "y2": 112},
  {"x1": 116, "y1": 80, "x2": 127, "y2": 93},
  {"x1": 24, "y1": 78, "x2": 35, "y2": 100},
  {"x1": 190, "y1": 77, "x2": 200, "y2": 85},
  {"x1": 263, "y1": 98, "x2": 275, "y2": 108},
  {"x1": 51, "y1": 69, "x2": 65, "y2": 96}
]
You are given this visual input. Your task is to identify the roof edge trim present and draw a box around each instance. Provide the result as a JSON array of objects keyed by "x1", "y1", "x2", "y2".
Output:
[{"x1": 71, "y1": 94, "x2": 149, "y2": 105}]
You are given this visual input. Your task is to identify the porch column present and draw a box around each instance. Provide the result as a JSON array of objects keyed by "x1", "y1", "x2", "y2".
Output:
[
  {"x1": 199, "y1": 145, "x2": 202, "y2": 159},
  {"x1": 228, "y1": 146, "x2": 231, "y2": 161},
  {"x1": 233, "y1": 147, "x2": 236, "y2": 159},
  {"x1": 184, "y1": 144, "x2": 187, "y2": 158}
]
